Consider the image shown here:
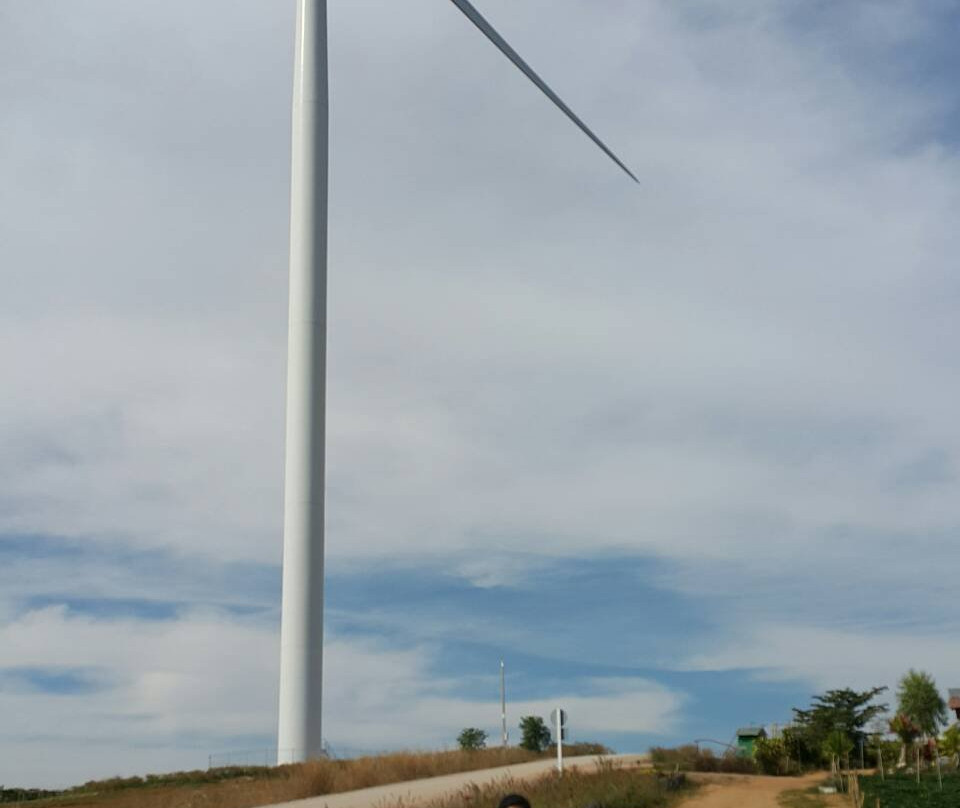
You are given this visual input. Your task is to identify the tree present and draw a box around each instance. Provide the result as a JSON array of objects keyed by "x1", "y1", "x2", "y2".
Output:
[
  {"x1": 822, "y1": 730, "x2": 855, "y2": 787},
  {"x1": 782, "y1": 724, "x2": 821, "y2": 769},
  {"x1": 896, "y1": 670, "x2": 947, "y2": 738},
  {"x1": 940, "y1": 724, "x2": 960, "y2": 761},
  {"x1": 889, "y1": 712, "x2": 921, "y2": 766},
  {"x1": 792, "y1": 686, "x2": 888, "y2": 749},
  {"x1": 519, "y1": 716, "x2": 551, "y2": 752},
  {"x1": 457, "y1": 727, "x2": 488, "y2": 750},
  {"x1": 823, "y1": 729, "x2": 854, "y2": 760}
]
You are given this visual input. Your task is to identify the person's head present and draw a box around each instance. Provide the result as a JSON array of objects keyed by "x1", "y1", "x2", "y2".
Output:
[{"x1": 497, "y1": 794, "x2": 531, "y2": 808}]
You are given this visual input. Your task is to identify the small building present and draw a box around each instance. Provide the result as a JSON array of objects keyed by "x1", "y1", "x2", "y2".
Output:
[
  {"x1": 736, "y1": 726, "x2": 768, "y2": 757},
  {"x1": 948, "y1": 689, "x2": 960, "y2": 720}
]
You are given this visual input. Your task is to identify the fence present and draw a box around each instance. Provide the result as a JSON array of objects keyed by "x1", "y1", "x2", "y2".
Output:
[{"x1": 208, "y1": 744, "x2": 331, "y2": 769}]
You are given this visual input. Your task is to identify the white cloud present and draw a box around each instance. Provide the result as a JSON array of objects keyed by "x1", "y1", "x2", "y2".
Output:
[
  {"x1": 0, "y1": 606, "x2": 278, "y2": 787},
  {"x1": 680, "y1": 621, "x2": 960, "y2": 698},
  {"x1": 324, "y1": 643, "x2": 682, "y2": 749},
  {"x1": 1, "y1": 0, "x2": 958, "y2": 570},
  {"x1": 0, "y1": 607, "x2": 682, "y2": 787}
]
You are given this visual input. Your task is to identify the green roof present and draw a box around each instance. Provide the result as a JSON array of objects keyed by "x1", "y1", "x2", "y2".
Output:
[{"x1": 736, "y1": 726, "x2": 767, "y2": 738}]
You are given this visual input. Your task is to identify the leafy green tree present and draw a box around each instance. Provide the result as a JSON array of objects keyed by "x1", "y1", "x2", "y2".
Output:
[
  {"x1": 940, "y1": 724, "x2": 960, "y2": 759},
  {"x1": 823, "y1": 729, "x2": 854, "y2": 760},
  {"x1": 782, "y1": 725, "x2": 821, "y2": 768},
  {"x1": 519, "y1": 716, "x2": 551, "y2": 752},
  {"x1": 896, "y1": 670, "x2": 947, "y2": 738},
  {"x1": 822, "y1": 730, "x2": 855, "y2": 787},
  {"x1": 457, "y1": 727, "x2": 488, "y2": 750},
  {"x1": 792, "y1": 686, "x2": 888, "y2": 749}
]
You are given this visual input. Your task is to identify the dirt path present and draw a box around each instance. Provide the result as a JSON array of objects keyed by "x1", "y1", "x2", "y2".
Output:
[{"x1": 680, "y1": 772, "x2": 832, "y2": 808}]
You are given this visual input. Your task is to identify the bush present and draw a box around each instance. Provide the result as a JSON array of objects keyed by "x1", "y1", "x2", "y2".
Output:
[
  {"x1": 753, "y1": 737, "x2": 798, "y2": 776},
  {"x1": 782, "y1": 726, "x2": 823, "y2": 769},
  {"x1": 550, "y1": 742, "x2": 614, "y2": 757},
  {"x1": 457, "y1": 727, "x2": 488, "y2": 751},
  {"x1": 1, "y1": 789, "x2": 62, "y2": 804},
  {"x1": 873, "y1": 739, "x2": 902, "y2": 771},
  {"x1": 650, "y1": 745, "x2": 710, "y2": 770},
  {"x1": 649, "y1": 745, "x2": 756, "y2": 774},
  {"x1": 519, "y1": 716, "x2": 552, "y2": 752}
]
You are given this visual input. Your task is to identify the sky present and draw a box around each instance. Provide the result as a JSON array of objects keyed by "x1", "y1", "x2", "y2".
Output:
[{"x1": 2, "y1": 0, "x2": 960, "y2": 789}]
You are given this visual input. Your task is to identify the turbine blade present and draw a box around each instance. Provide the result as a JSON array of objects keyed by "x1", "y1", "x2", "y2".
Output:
[{"x1": 448, "y1": 0, "x2": 638, "y2": 183}]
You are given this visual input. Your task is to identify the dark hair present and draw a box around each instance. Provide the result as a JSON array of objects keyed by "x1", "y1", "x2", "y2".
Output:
[{"x1": 498, "y1": 795, "x2": 531, "y2": 808}]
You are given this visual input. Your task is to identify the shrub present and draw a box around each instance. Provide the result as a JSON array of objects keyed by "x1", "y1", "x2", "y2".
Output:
[
  {"x1": 872, "y1": 739, "x2": 902, "y2": 770},
  {"x1": 940, "y1": 724, "x2": 960, "y2": 760},
  {"x1": 649, "y1": 745, "x2": 756, "y2": 774},
  {"x1": 560, "y1": 741, "x2": 615, "y2": 756},
  {"x1": 753, "y1": 737, "x2": 793, "y2": 776},
  {"x1": 519, "y1": 716, "x2": 552, "y2": 752},
  {"x1": 457, "y1": 727, "x2": 488, "y2": 751},
  {"x1": 782, "y1": 725, "x2": 823, "y2": 769}
]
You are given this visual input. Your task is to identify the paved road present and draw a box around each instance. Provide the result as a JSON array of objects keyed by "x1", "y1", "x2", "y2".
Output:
[{"x1": 268, "y1": 754, "x2": 649, "y2": 808}]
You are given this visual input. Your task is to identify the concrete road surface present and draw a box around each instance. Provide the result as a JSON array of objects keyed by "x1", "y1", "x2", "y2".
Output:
[{"x1": 269, "y1": 754, "x2": 650, "y2": 808}]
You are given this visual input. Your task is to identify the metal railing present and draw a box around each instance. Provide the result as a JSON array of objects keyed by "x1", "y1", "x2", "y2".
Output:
[{"x1": 208, "y1": 744, "x2": 330, "y2": 769}]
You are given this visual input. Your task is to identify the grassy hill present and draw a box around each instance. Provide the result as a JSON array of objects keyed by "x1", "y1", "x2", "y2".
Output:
[{"x1": 4, "y1": 745, "x2": 612, "y2": 808}]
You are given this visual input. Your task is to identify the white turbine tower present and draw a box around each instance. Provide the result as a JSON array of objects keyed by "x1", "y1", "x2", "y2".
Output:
[{"x1": 277, "y1": 0, "x2": 637, "y2": 764}]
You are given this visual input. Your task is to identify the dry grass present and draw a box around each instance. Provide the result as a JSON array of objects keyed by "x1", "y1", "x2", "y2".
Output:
[
  {"x1": 13, "y1": 748, "x2": 618, "y2": 808},
  {"x1": 649, "y1": 745, "x2": 757, "y2": 775},
  {"x1": 407, "y1": 761, "x2": 692, "y2": 808}
]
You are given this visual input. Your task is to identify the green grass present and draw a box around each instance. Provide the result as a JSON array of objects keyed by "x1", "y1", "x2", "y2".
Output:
[
  {"x1": 860, "y1": 772, "x2": 960, "y2": 807},
  {"x1": 777, "y1": 787, "x2": 829, "y2": 808}
]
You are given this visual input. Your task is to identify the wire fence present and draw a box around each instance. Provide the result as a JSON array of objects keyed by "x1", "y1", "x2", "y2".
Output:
[{"x1": 208, "y1": 744, "x2": 331, "y2": 769}]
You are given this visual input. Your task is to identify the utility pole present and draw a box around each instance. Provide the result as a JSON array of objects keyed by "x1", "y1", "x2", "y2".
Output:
[{"x1": 500, "y1": 660, "x2": 507, "y2": 747}]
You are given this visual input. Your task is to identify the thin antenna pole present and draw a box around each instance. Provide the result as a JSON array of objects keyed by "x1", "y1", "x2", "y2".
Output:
[
  {"x1": 501, "y1": 660, "x2": 507, "y2": 747},
  {"x1": 278, "y1": 0, "x2": 328, "y2": 764}
]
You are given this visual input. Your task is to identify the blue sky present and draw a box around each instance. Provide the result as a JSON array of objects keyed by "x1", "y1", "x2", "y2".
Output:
[{"x1": 2, "y1": 0, "x2": 960, "y2": 790}]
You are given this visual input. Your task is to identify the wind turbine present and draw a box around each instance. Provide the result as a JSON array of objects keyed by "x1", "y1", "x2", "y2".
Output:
[{"x1": 277, "y1": 0, "x2": 637, "y2": 764}]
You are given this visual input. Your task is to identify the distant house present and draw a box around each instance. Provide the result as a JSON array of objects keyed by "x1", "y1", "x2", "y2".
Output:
[
  {"x1": 736, "y1": 726, "x2": 767, "y2": 757},
  {"x1": 949, "y1": 689, "x2": 960, "y2": 720}
]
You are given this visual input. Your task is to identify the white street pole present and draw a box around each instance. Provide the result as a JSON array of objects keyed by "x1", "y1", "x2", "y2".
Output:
[
  {"x1": 278, "y1": 0, "x2": 328, "y2": 765},
  {"x1": 556, "y1": 706, "x2": 563, "y2": 774}
]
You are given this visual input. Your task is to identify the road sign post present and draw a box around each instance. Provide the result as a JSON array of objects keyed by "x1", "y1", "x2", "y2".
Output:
[{"x1": 551, "y1": 708, "x2": 567, "y2": 774}]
